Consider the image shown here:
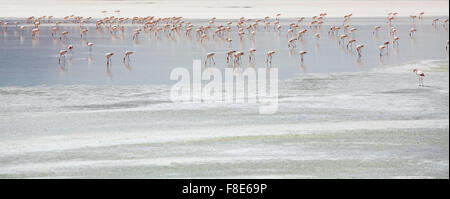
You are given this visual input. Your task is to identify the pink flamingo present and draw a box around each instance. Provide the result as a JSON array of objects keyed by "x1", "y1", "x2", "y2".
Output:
[
  {"x1": 132, "y1": 30, "x2": 140, "y2": 40},
  {"x1": 123, "y1": 51, "x2": 134, "y2": 63},
  {"x1": 205, "y1": 52, "x2": 215, "y2": 66},
  {"x1": 410, "y1": 15, "x2": 417, "y2": 24},
  {"x1": 328, "y1": 26, "x2": 337, "y2": 35},
  {"x1": 106, "y1": 52, "x2": 114, "y2": 66},
  {"x1": 234, "y1": 51, "x2": 244, "y2": 65},
  {"x1": 13, "y1": 21, "x2": 19, "y2": 29},
  {"x1": 314, "y1": 33, "x2": 320, "y2": 39},
  {"x1": 298, "y1": 29, "x2": 307, "y2": 39},
  {"x1": 60, "y1": 31, "x2": 68, "y2": 41},
  {"x1": 51, "y1": 27, "x2": 59, "y2": 38},
  {"x1": 390, "y1": 27, "x2": 397, "y2": 36},
  {"x1": 393, "y1": 37, "x2": 400, "y2": 46},
  {"x1": 299, "y1": 51, "x2": 307, "y2": 62},
  {"x1": 339, "y1": 34, "x2": 348, "y2": 45},
  {"x1": 383, "y1": 41, "x2": 390, "y2": 53},
  {"x1": 419, "y1": 12, "x2": 425, "y2": 19},
  {"x1": 288, "y1": 38, "x2": 298, "y2": 48},
  {"x1": 67, "y1": 45, "x2": 73, "y2": 55},
  {"x1": 373, "y1": 26, "x2": 381, "y2": 35},
  {"x1": 249, "y1": 48, "x2": 256, "y2": 63},
  {"x1": 226, "y1": 38, "x2": 232, "y2": 46},
  {"x1": 266, "y1": 51, "x2": 276, "y2": 65},
  {"x1": 379, "y1": 45, "x2": 386, "y2": 56},
  {"x1": 2, "y1": 22, "x2": 9, "y2": 30},
  {"x1": 356, "y1": 44, "x2": 365, "y2": 56},
  {"x1": 413, "y1": 68, "x2": 425, "y2": 86},
  {"x1": 185, "y1": 27, "x2": 192, "y2": 36},
  {"x1": 226, "y1": 50, "x2": 236, "y2": 63},
  {"x1": 275, "y1": 13, "x2": 281, "y2": 21},
  {"x1": 31, "y1": 28, "x2": 40, "y2": 39},
  {"x1": 287, "y1": 29, "x2": 294, "y2": 38},
  {"x1": 409, "y1": 28, "x2": 417, "y2": 37},
  {"x1": 200, "y1": 34, "x2": 208, "y2": 43},
  {"x1": 81, "y1": 29, "x2": 88, "y2": 38},
  {"x1": 432, "y1": 18, "x2": 439, "y2": 26},
  {"x1": 87, "y1": 42, "x2": 94, "y2": 52},
  {"x1": 347, "y1": 39, "x2": 356, "y2": 49},
  {"x1": 58, "y1": 50, "x2": 68, "y2": 63}
]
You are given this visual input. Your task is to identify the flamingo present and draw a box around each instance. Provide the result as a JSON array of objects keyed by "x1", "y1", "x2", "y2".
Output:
[
  {"x1": 314, "y1": 33, "x2": 320, "y2": 39},
  {"x1": 51, "y1": 27, "x2": 59, "y2": 38},
  {"x1": 276, "y1": 24, "x2": 282, "y2": 31},
  {"x1": 81, "y1": 29, "x2": 88, "y2": 38},
  {"x1": 356, "y1": 44, "x2": 364, "y2": 56},
  {"x1": 410, "y1": 15, "x2": 417, "y2": 24},
  {"x1": 328, "y1": 26, "x2": 337, "y2": 35},
  {"x1": 390, "y1": 27, "x2": 397, "y2": 36},
  {"x1": 58, "y1": 50, "x2": 68, "y2": 64},
  {"x1": 67, "y1": 45, "x2": 73, "y2": 54},
  {"x1": 249, "y1": 48, "x2": 256, "y2": 63},
  {"x1": 288, "y1": 38, "x2": 297, "y2": 48},
  {"x1": 346, "y1": 39, "x2": 356, "y2": 49},
  {"x1": 205, "y1": 52, "x2": 215, "y2": 66},
  {"x1": 60, "y1": 31, "x2": 69, "y2": 41},
  {"x1": 384, "y1": 41, "x2": 390, "y2": 53},
  {"x1": 106, "y1": 52, "x2": 114, "y2": 66},
  {"x1": 419, "y1": 12, "x2": 425, "y2": 19},
  {"x1": 443, "y1": 19, "x2": 449, "y2": 28},
  {"x1": 343, "y1": 24, "x2": 350, "y2": 32},
  {"x1": 234, "y1": 51, "x2": 244, "y2": 64},
  {"x1": 266, "y1": 51, "x2": 276, "y2": 65},
  {"x1": 409, "y1": 28, "x2": 417, "y2": 37},
  {"x1": 373, "y1": 26, "x2": 381, "y2": 35},
  {"x1": 413, "y1": 68, "x2": 425, "y2": 86},
  {"x1": 13, "y1": 21, "x2": 19, "y2": 29},
  {"x1": 393, "y1": 37, "x2": 400, "y2": 46},
  {"x1": 200, "y1": 34, "x2": 208, "y2": 43},
  {"x1": 185, "y1": 27, "x2": 192, "y2": 36},
  {"x1": 132, "y1": 29, "x2": 140, "y2": 40},
  {"x1": 432, "y1": 18, "x2": 439, "y2": 26},
  {"x1": 3, "y1": 22, "x2": 9, "y2": 30},
  {"x1": 339, "y1": 34, "x2": 348, "y2": 45},
  {"x1": 31, "y1": 28, "x2": 40, "y2": 39},
  {"x1": 287, "y1": 29, "x2": 294, "y2": 38},
  {"x1": 276, "y1": 13, "x2": 281, "y2": 21},
  {"x1": 87, "y1": 42, "x2": 94, "y2": 52},
  {"x1": 226, "y1": 50, "x2": 236, "y2": 63},
  {"x1": 298, "y1": 29, "x2": 307, "y2": 39},
  {"x1": 379, "y1": 45, "x2": 386, "y2": 56},
  {"x1": 226, "y1": 38, "x2": 232, "y2": 46},
  {"x1": 123, "y1": 51, "x2": 134, "y2": 63},
  {"x1": 299, "y1": 51, "x2": 307, "y2": 62}
]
